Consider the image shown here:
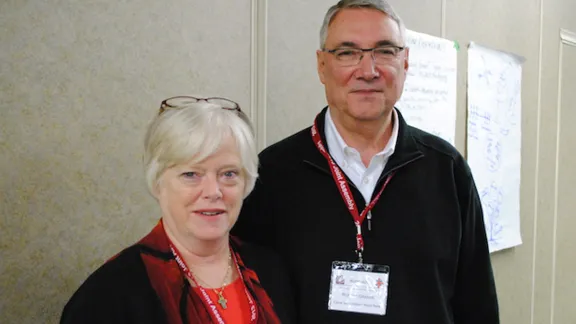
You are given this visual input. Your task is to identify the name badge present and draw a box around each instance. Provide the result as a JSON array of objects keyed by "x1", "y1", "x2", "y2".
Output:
[{"x1": 328, "y1": 261, "x2": 390, "y2": 316}]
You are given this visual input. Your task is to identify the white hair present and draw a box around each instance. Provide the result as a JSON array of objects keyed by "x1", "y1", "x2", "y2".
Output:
[
  {"x1": 319, "y1": 0, "x2": 406, "y2": 48},
  {"x1": 144, "y1": 101, "x2": 258, "y2": 198}
]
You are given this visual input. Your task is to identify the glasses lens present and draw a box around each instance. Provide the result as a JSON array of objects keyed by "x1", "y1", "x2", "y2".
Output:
[
  {"x1": 333, "y1": 48, "x2": 361, "y2": 66},
  {"x1": 164, "y1": 96, "x2": 200, "y2": 108},
  {"x1": 207, "y1": 98, "x2": 239, "y2": 110},
  {"x1": 159, "y1": 96, "x2": 241, "y2": 115},
  {"x1": 373, "y1": 47, "x2": 399, "y2": 64}
]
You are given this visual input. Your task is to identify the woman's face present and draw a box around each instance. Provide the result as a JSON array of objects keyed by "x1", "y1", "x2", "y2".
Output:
[{"x1": 155, "y1": 136, "x2": 246, "y2": 245}]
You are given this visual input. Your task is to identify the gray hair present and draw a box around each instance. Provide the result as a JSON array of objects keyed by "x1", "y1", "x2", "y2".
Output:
[
  {"x1": 319, "y1": 0, "x2": 406, "y2": 48},
  {"x1": 144, "y1": 101, "x2": 258, "y2": 198}
]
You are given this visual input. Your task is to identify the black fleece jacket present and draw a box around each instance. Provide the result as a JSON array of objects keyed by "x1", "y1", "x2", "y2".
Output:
[{"x1": 232, "y1": 107, "x2": 499, "y2": 324}]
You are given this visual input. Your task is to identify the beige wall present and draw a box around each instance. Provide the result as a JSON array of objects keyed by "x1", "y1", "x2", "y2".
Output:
[{"x1": 1, "y1": 0, "x2": 574, "y2": 323}]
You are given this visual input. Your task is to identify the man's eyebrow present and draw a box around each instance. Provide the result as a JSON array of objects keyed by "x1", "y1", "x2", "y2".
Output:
[
  {"x1": 375, "y1": 40, "x2": 402, "y2": 47},
  {"x1": 332, "y1": 40, "x2": 402, "y2": 48},
  {"x1": 333, "y1": 41, "x2": 359, "y2": 48}
]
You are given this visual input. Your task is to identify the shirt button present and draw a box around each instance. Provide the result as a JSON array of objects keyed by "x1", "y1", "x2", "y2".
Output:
[
  {"x1": 363, "y1": 177, "x2": 370, "y2": 184},
  {"x1": 342, "y1": 161, "x2": 348, "y2": 168}
]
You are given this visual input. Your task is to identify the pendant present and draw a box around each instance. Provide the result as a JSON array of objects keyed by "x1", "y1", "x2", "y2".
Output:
[{"x1": 217, "y1": 291, "x2": 228, "y2": 310}]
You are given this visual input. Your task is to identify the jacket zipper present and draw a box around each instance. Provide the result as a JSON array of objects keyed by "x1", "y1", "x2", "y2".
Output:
[{"x1": 305, "y1": 153, "x2": 423, "y2": 231}]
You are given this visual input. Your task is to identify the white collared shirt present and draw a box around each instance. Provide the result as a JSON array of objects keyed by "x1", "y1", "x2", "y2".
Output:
[{"x1": 324, "y1": 108, "x2": 399, "y2": 203}]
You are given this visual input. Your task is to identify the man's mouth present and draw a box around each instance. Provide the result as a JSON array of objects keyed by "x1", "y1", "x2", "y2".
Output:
[{"x1": 352, "y1": 89, "x2": 382, "y2": 93}]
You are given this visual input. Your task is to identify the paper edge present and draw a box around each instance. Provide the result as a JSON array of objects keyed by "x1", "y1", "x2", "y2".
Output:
[{"x1": 469, "y1": 41, "x2": 526, "y2": 64}]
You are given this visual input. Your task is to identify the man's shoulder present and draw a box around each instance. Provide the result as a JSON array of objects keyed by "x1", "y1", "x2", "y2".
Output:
[
  {"x1": 406, "y1": 125, "x2": 473, "y2": 179},
  {"x1": 234, "y1": 238, "x2": 283, "y2": 264},
  {"x1": 407, "y1": 125, "x2": 464, "y2": 161},
  {"x1": 232, "y1": 238, "x2": 292, "y2": 290},
  {"x1": 259, "y1": 126, "x2": 313, "y2": 163}
]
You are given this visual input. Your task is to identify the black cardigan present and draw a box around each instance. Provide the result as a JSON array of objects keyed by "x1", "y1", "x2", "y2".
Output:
[{"x1": 60, "y1": 240, "x2": 295, "y2": 323}]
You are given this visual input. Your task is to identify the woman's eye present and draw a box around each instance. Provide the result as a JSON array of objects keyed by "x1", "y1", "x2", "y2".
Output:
[
  {"x1": 223, "y1": 170, "x2": 239, "y2": 178},
  {"x1": 181, "y1": 172, "x2": 198, "y2": 178},
  {"x1": 221, "y1": 170, "x2": 242, "y2": 180}
]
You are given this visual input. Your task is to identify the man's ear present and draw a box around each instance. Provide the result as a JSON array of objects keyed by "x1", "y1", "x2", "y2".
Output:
[
  {"x1": 317, "y1": 50, "x2": 326, "y2": 85},
  {"x1": 403, "y1": 47, "x2": 410, "y2": 72}
]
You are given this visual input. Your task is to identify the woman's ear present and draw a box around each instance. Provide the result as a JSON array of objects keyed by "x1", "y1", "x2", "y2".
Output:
[{"x1": 151, "y1": 176, "x2": 162, "y2": 199}]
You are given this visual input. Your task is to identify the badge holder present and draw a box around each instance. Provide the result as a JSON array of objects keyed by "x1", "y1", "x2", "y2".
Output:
[{"x1": 328, "y1": 261, "x2": 390, "y2": 316}]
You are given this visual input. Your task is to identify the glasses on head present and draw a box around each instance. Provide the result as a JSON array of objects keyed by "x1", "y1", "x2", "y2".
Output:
[
  {"x1": 159, "y1": 96, "x2": 242, "y2": 115},
  {"x1": 322, "y1": 45, "x2": 405, "y2": 67}
]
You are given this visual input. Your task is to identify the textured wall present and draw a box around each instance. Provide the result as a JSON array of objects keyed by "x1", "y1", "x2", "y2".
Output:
[
  {"x1": 2, "y1": 0, "x2": 576, "y2": 323},
  {"x1": 0, "y1": 0, "x2": 251, "y2": 323}
]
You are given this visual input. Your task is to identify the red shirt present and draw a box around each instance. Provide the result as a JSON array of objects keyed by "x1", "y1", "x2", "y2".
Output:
[{"x1": 193, "y1": 277, "x2": 252, "y2": 323}]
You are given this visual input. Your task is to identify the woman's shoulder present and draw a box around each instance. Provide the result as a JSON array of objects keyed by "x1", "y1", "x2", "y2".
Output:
[
  {"x1": 60, "y1": 245, "x2": 165, "y2": 324},
  {"x1": 71, "y1": 245, "x2": 148, "y2": 292}
]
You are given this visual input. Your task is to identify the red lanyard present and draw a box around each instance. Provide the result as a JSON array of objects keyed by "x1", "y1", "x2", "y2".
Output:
[
  {"x1": 169, "y1": 241, "x2": 258, "y2": 323},
  {"x1": 311, "y1": 114, "x2": 394, "y2": 263}
]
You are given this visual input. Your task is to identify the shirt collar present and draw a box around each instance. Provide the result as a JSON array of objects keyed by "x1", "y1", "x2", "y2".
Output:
[{"x1": 324, "y1": 108, "x2": 399, "y2": 161}]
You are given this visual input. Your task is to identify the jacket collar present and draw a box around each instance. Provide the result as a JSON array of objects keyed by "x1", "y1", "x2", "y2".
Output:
[{"x1": 304, "y1": 106, "x2": 424, "y2": 181}]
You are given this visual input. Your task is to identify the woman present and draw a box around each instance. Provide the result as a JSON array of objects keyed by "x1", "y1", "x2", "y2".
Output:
[{"x1": 61, "y1": 96, "x2": 294, "y2": 323}]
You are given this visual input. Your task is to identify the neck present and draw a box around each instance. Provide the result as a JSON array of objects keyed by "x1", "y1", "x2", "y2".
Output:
[
  {"x1": 330, "y1": 108, "x2": 394, "y2": 166},
  {"x1": 165, "y1": 226, "x2": 230, "y2": 266},
  {"x1": 164, "y1": 224, "x2": 236, "y2": 288}
]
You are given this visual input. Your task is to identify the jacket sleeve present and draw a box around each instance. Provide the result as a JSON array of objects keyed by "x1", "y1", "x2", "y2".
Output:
[
  {"x1": 60, "y1": 282, "x2": 128, "y2": 324},
  {"x1": 60, "y1": 254, "x2": 166, "y2": 324},
  {"x1": 452, "y1": 163, "x2": 500, "y2": 324}
]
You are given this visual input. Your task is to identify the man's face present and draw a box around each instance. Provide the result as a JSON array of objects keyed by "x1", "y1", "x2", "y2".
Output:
[{"x1": 317, "y1": 8, "x2": 409, "y2": 123}]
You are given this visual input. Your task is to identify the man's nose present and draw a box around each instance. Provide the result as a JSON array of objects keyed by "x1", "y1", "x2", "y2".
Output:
[{"x1": 357, "y1": 52, "x2": 380, "y2": 80}]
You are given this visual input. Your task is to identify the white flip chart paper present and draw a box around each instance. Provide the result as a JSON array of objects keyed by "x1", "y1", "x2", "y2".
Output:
[
  {"x1": 467, "y1": 42, "x2": 524, "y2": 253},
  {"x1": 396, "y1": 30, "x2": 458, "y2": 145}
]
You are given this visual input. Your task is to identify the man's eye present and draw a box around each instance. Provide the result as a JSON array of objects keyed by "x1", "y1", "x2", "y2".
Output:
[
  {"x1": 336, "y1": 49, "x2": 358, "y2": 57},
  {"x1": 375, "y1": 48, "x2": 396, "y2": 56}
]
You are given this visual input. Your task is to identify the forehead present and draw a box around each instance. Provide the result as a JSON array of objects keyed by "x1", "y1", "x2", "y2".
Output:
[
  {"x1": 205, "y1": 140, "x2": 242, "y2": 163},
  {"x1": 172, "y1": 136, "x2": 243, "y2": 170},
  {"x1": 325, "y1": 8, "x2": 402, "y2": 47}
]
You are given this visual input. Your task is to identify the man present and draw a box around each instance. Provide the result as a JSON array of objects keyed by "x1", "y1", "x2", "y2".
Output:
[{"x1": 232, "y1": 0, "x2": 499, "y2": 323}]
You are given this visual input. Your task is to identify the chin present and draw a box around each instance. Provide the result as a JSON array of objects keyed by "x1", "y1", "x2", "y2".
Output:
[
  {"x1": 349, "y1": 107, "x2": 386, "y2": 121},
  {"x1": 194, "y1": 228, "x2": 229, "y2": 242}
]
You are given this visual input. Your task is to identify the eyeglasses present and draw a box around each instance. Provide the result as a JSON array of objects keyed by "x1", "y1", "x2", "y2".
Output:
[
  {"x1": 159, "y1": 96, "x2": 242, "y2": 115},
  {"x1": 322, "y1": 45, "x2": 405, "y2": 67}
]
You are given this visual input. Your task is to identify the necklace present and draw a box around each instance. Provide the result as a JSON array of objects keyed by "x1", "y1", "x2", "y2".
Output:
[
  {"x1": 169, "y1": 241, "x2": 258, "y2": 322},
  {"x1": 190, "y1": 251, "x2": 233, "y2": 310}
]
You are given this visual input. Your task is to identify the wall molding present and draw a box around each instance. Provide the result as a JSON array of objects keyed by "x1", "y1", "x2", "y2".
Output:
[
  {"x1": 250, "y1": 0, "x2": 268, "y2": 151},
  {"x1": 441, "y1": 0, "x2": 446, "y2": 37},
  {"x1": 530, "y1": 1, "x2": 545, "y2": 322},
  {"x1": 550, "y1": 27, "x2": 576, "y2": 324},
  {"x1": 560, "y1": 28, "x2": 576, "y2": 46}
]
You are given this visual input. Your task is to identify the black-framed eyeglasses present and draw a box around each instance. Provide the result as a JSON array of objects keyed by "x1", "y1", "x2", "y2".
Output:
[
  {"x1": 159, "y1": 96, "x2": 242, "y2": 115},
  {"x1": 322, "y1": 45, "x2": 405, "y2": 67}
]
